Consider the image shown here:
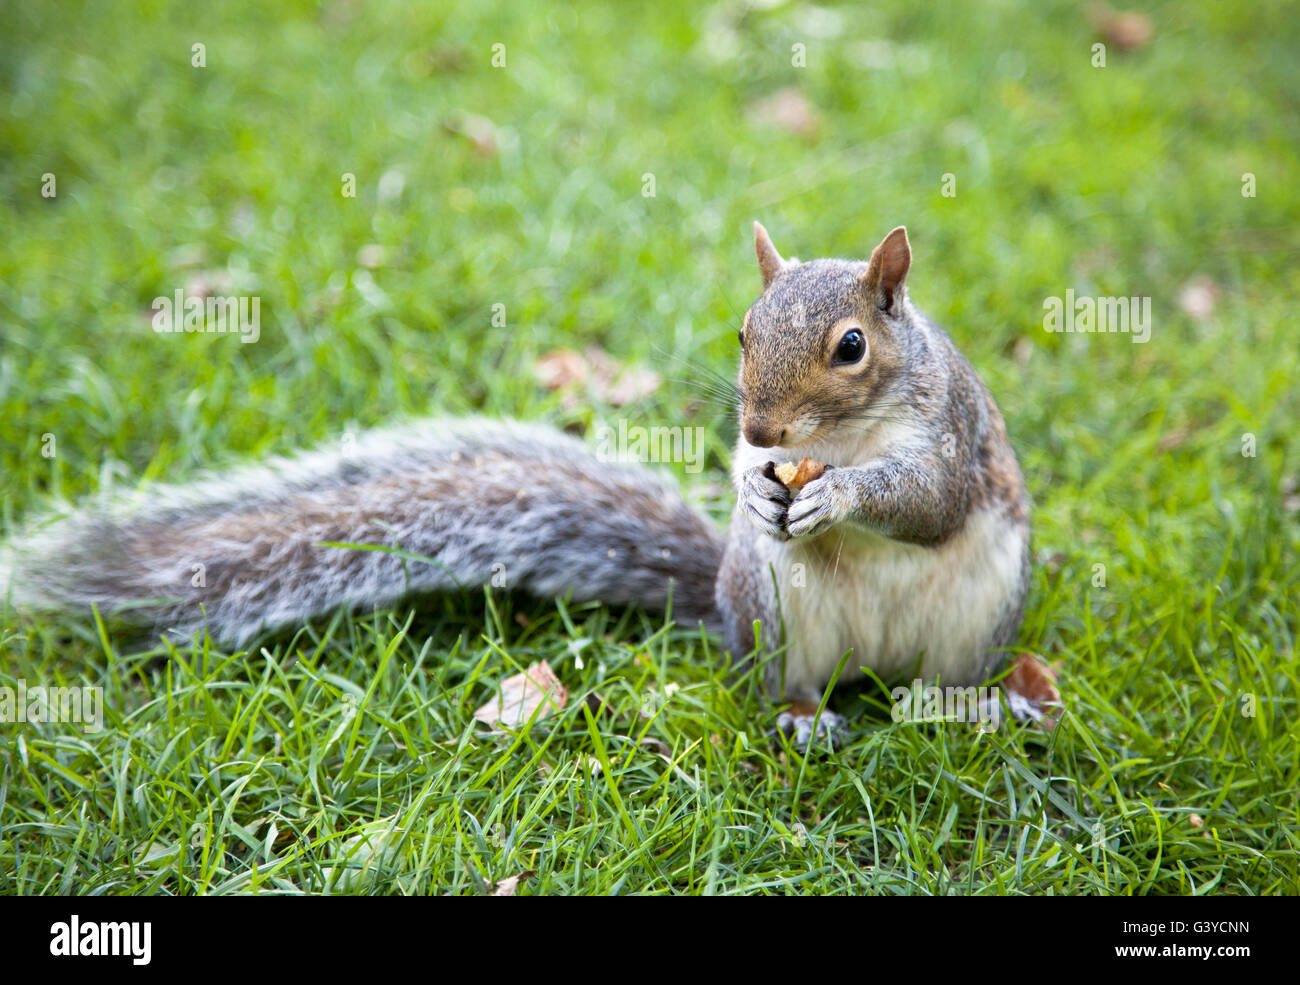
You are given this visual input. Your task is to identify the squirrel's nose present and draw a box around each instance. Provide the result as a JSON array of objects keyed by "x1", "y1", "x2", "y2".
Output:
[{"x1": 743, "y1": 418, "x2": 786, "y2": 448}]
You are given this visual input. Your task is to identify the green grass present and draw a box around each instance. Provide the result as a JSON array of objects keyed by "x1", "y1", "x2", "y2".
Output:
[{"x1": 2, "y1": 0, "x2": 1297, "y2": 894}]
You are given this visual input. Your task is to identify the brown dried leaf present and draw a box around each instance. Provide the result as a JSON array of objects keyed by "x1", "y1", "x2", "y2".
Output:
[
  {"x1": 491, "y1": 870, "x2": 535, "y2": 896},
  {"x1": 533, "y1": 347, "x2": 661, "y2": 406},
  {"x1": 534, "y1": 348, "x2": 587, "y2": 390},
  {"x1": 583, "y1": 345, "x2": 662, "y2": 405},
  {"x1": 602, "y1": 365, "x2": 662, "y2": 406},
  {"x1": 1003, "y1": 653, "x2": 1063, "y2": 730},
  {"x1": 473, "y1": 660, "x2": 567, "y2": 731},
  {"x1": 1088, "y1": 4, "x2": 1154, "y2": 51},
  {"x1": 747, "y1": 87, "x2": 822, "y2": 140}
]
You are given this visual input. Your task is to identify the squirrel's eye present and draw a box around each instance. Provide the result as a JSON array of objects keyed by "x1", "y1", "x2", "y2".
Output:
[
  {"x1": 738, "y1": 330, "x2": 745, "y2": 348},
  {"x1": 834, "y1": 329, "x2": 865, "y2": 365}
]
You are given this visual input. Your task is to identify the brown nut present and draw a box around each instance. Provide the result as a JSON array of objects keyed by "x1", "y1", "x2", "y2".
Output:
[{"x1": 771, "y1": 457, "x2": 826, "y2": 492}]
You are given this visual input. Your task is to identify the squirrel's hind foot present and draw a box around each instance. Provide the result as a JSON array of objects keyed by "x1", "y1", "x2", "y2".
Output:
[{"x1": 772, "y1": 702, "x2": 846, "y2": 752}]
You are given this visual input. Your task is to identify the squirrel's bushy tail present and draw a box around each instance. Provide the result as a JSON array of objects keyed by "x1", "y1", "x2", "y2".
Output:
[{"x1": 1, "y1": 419, "x2": 724, "y2": 647}]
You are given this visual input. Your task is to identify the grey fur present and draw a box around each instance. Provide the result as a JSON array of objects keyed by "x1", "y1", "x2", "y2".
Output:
[
  {"x1": 721, "y1": 228, "x2": 1031, "y2": 702},
  {"x1": 2, "y1": 418, "x2": 723, "y2": 646}
]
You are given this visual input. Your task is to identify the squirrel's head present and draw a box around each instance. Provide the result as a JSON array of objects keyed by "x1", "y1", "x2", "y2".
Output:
[{"x1": 737, "y1": 222, "x2": 912, "y2": 449}]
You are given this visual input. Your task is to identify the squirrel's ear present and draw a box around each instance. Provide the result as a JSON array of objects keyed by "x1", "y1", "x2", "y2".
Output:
[
  {"x1": 754, "y1": 221, "x2": 788, "y2": 288},
  {"x1": 862, "y1": 226, "x2": 911, "y2": 315}
]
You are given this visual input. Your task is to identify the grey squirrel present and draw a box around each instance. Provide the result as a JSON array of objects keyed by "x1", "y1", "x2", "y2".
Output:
[{"x1": 2, "y1": 223, "x2": 1030, "y2": 742}]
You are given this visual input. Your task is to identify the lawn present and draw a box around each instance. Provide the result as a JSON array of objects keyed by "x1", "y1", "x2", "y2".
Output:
[{"x1": 1, "y1": 0, "x2": 1297, "y2": 895}]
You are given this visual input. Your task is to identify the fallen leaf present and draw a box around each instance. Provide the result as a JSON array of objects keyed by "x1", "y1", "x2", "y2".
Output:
[
  {"x1": 582, "y1": 345, "x2": 662, "y2": 405},
  {"x1": 473, "y1": 660, "x2": 567, "y2": 731},
  {"x1": 533, "y1": 348, "x2": 587, "y2": 390},
  {"x1": 602, "y1": 365, "x2": 662, "y2": 405},
  {"x1": 532, "y1": 347, "x2": 661, "y2": 406},
  {"x1": 1088, "y1": 4, "x2": 1154, "y2": 51},
  {"x1": 1002, "y1": 653, "x2": 1062, "y2": 729},
  {"x1": 746, "y1": 87, "x2": 822, "y2": 140},
  {"x1": 491, "y1": 870, "x2": 535, "y2": 896}
]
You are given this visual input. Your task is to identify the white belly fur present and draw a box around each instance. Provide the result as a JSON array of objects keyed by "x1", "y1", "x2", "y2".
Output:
[{"x1": 757, "y1": 507, "x2": 1026, "y2": 692}]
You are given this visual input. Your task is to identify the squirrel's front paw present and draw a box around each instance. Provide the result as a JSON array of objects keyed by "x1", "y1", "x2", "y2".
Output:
[
  {"x1": 740, "y1": 464, "x2": 792, "y2": 540},
  {"x1": 785, "y1": 471, "x2": 851, "y2": 538}
]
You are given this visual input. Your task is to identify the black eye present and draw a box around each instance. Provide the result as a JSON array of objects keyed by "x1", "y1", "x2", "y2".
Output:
[
  {"x1": 834, "y1": 329, "x2": 865, "y2": 364},
  {"x1": 738, "y1": 330, "x2": 745, "y2": 348}
]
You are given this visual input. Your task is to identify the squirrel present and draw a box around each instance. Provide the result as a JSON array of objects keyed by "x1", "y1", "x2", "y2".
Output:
[{"x1": 2, "y1": 223, "x2": 1030, "y2": 744}]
